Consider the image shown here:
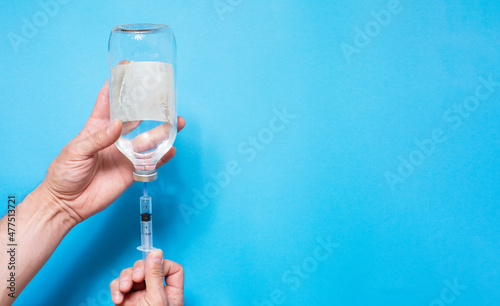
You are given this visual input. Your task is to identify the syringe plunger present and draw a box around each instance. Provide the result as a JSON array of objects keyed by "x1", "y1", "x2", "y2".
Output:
[{"x1": 137, "y1": 185, "x2": 155, "y2": 261}]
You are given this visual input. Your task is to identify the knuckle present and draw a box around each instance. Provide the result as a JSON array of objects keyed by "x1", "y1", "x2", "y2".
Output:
[
  {"x1": 134, "y1": 259, "x2": 144, "y2": 268},
  {"x1": 46, "y1": 161, "x2": 56, "y2": 175},
  {"x1": 66, "y1": 144, "x2": 80, "y2": 156},
  {"x1": 92, "y1": 130, "x2": 106, "y2": 146},
  {"x1": 150, "y1": 268, "x2": 164, "y2": 278},
  {"x1": 120, "y1": 268, "x2": 131, "y2": 278},
  {"x1": 145, "y1": 294, "x2": 166, "y2": 306}
]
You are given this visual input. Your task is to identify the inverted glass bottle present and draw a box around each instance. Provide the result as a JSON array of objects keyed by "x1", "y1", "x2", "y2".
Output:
[{"x1": 108, "y1": 24, "x2": 177, "y2": 182}]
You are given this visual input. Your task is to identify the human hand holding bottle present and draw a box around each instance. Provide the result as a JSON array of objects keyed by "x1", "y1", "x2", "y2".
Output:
[{"x1": 41, "y1": 80, "x2": 185, "y2": 223}]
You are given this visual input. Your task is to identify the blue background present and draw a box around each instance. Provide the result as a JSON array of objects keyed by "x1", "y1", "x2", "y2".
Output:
[{"x1": 1, "y1": 0, "x2": 499, "y2": 305}]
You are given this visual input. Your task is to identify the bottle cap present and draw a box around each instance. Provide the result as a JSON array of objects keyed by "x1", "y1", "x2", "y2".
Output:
[{"x1": 133, "y1": 170, "x2": 158, "y2": 182}]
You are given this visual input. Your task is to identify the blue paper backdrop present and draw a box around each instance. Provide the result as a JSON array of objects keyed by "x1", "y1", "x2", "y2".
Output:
[{"x1": 1, "y1": 0, "x2": 499, "y2": 305}]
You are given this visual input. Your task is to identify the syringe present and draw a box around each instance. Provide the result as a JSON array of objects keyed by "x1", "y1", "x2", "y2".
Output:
[{"x1": 137, "y1": 182, "x2": 155, "y2": 261}]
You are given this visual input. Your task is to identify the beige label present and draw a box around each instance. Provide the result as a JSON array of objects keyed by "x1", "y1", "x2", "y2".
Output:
[{"x1": 111, "y1": 61, "x2": 175, "y2": 122}]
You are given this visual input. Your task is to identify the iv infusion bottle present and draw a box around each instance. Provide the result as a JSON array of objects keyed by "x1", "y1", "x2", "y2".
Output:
[{"x1": 108, "y1": 24, "x2": 177, "y2": 182}]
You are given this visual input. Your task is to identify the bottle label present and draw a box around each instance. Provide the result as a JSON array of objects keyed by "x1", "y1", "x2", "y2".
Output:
[{"x1": 111, "y1": 61, "x2": 175, "y2": 123}]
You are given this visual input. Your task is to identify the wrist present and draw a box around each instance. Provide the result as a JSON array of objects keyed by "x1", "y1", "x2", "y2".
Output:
[
  {"x1": 0, "y1": 182, "x2": 79, "y2": 299},
  {"x1": 29, "y1": 182, "x2": 80, "y2": 231}
]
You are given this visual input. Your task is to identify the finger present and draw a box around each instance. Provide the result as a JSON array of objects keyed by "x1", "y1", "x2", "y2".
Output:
[
  {"x1": 156, "y1": 117, "x2": 185, "y2": 168},
  {"x1": 122, "y1": 120, "x2": 142, "y2": 135},
  {"x1": 163, "y1": 259, "x2": 184, "y2": 290},
  {"x1": 74, "y1": 119, "x2": 122, "y2": 157},
  {"x1": 128, "y1": 116, "x2": 185, "y2": 162},
  {"x1": 163, "y1": 260, "x2": 185, "y2": 305},
  {"x1": 177, "y1": 116, "x2": 186, "y2": 132},
  {"x1": 110, "y1": 278, "x2": 123, "y2": 304},
  {"x1": 132, "y1": 259, "x2": 145, "y2": 283},
  {"x1": 156, "y1": 147, "x2": 176, "y2": 168},
  {"x1": 117, "y1": 290, "x2": 146, "y2": 306},
  {"x1": 119, "y1": 268, "x2": 134, "y2": 293},
  {"x1": 144, "y1": 249, "x2": 168, "y2": 304},
  {"x1": 90, "y1": 80, "x2": 111, "y2": 121},
  {"x1": 129, "y1": 116, "x2": 184, "y2": 154},
  {"x1": 130, "y1": 122, "x2": 172, "y2": 153}
]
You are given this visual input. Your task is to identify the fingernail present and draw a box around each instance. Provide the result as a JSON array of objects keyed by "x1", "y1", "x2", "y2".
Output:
[
  {"x1": 106, "y1": 120, "x2": 114, "y2": 135},
  {"x1": 107, "y1": 119, "x2": 121, "y2": 135},
  {"x1": 113, "y1": 292, "x2": 121, "y2": 302},
  {"x1": 153, "y1": 249, "x2": 163, "y2": 263}
]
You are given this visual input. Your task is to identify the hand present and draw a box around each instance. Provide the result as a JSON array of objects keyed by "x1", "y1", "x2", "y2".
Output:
[
  {"x1": 110, "y1": 249, "x2": 184, "y2": 305},
  {"x1": 40, "y1": 80, "x2": 186, "y2": 223}
]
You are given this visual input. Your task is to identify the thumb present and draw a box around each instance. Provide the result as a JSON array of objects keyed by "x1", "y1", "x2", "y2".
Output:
[
  {"x1": 76, "y1": 119, "x2": 122, "y2": 156},
  {"x1": 145, "y1": 249, "x2": 168, "y2": 304}
]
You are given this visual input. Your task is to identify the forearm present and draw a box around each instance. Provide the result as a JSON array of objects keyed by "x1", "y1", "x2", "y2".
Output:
[{"x1": 0, "y1": 183, "x2": 77, "y2": 305}]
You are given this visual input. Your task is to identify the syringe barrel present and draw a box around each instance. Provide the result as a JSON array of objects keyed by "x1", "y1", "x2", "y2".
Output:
[{"x1": 140, "y1": 195, "x2": 153, "y2": 261}]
